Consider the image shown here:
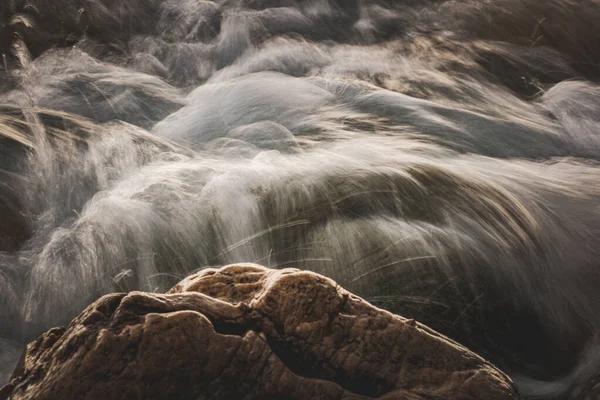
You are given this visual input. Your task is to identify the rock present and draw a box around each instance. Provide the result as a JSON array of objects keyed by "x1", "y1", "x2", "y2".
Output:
[
  {"x1": 2, "y1": 264, "x2": 520, "y2": 400},
  {"x1": 1, "y1": 0, "x2": 163, "y2": 59}
]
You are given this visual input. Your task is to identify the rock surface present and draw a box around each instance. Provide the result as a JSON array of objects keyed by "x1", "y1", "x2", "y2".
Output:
[{"x1": 1, "y1": 264, "x2": 520, "y2": 400}]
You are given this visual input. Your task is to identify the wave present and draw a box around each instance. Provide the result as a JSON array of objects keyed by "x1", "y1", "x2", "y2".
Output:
[{"x1": 1, "y1": 0, "x2": 599, "y2": 397}]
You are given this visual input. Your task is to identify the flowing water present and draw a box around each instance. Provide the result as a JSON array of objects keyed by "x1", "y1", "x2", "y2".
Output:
[{"x1": 1, "y1": 0, "x2": 600, "y2": 398}]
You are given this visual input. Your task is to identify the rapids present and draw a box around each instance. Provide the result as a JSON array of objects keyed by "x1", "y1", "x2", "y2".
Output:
[{"x1": 0, "y1": 0, "x2": 599, "y2": 398}]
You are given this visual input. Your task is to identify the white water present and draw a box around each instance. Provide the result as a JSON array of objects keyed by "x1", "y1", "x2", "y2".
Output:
[{"x1": 1, "y1": 0, "x2": 600, "y2": 397}]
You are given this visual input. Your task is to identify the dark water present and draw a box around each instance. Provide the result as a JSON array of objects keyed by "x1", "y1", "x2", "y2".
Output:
[{"x1": 1, "y1": 0, "x2": 600, "y2": 398}]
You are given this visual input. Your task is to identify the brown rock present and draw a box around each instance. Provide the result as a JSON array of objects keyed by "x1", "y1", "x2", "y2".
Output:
[{"x1": 2, "y1": 264, "x2": 520, "y2": 400}]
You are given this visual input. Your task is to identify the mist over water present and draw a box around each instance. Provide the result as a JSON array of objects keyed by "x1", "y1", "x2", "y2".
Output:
[{"x1": 1, "y1": 0, "x2": 600, "y2": 397}]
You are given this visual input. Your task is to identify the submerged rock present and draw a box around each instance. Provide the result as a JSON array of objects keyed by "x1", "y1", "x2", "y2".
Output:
[{"x1": 2, "y1": 264, "x2": 519, "y2": 400}]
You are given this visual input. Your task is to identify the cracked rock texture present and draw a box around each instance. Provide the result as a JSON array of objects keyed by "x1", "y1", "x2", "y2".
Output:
[{"x1": 1, "y1": 263, "x2": 520, "y2": 400}]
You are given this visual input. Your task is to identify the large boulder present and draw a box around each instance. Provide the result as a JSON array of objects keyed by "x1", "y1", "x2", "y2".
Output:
[{"x1": 1, "y1": 264, "x2": 520, "y2": 400}]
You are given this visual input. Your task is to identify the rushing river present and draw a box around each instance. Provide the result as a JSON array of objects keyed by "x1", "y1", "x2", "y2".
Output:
[{"x1": 1, "y1": 0, "x2": 599, "y2": 398}]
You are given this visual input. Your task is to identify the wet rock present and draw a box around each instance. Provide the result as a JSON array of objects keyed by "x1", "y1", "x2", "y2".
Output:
[{"x1": 2, "y1": 264, "x2": 520, "y2": 400}]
